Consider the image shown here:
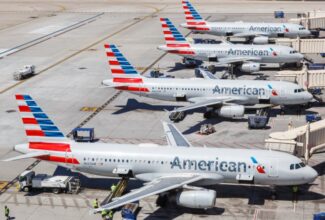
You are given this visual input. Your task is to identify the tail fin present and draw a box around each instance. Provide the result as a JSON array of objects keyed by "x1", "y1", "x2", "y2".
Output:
[
  {"x1": 182, "y1": 0, "x2": 209, "y2": 30},
  {"x1": 160, "y1": 18, "x2": 190, "y2": 47},
  {"x1": 15, "y1": 94, "x2": 69, "y2": 143},
  {"x1": 104, "y1": 44, "x2": 143, "y2": 83}
]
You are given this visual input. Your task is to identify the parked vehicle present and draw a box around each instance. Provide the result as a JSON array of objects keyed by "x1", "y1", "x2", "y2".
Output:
[
  {"x1": 13, "y1": 65, "x2": 35, "y2": 80},
  {"x1": 18, "y1": 170, "x2": 80, "y2": 194}
]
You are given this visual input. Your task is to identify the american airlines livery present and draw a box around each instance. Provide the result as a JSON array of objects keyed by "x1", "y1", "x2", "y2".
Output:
[
  {"x1": 157, "y1": 18, "x2": 304, "y2": 73},
  {"x1": 180, "y1": 0, "x2": 311, "y2": 44},
  {"x1": 102, "y1": 44, "x2": 312, "y2": 122},
  {"x1": 3, "y1": 95, "x2": 318, "y2": 211}
]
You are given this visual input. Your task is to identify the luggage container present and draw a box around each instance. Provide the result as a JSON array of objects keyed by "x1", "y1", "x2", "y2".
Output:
[
  {"x1": 313, "y1": 212, "x2": 325, "y2": 220},
  {"x1": 72, "y1": 128, "x2": 95, "y2": 142},
  {"x1": 248, "y1": 115, "x2": 269, "y2": 129},
  {"x1": 306, "y1": 114, "x2": 322, "y2": 123},
  {"x1": 274, "y1": 11, "x2": 284, "y2": 19},
  {"x1": 121, "y1": 202, "x2": 139, "y2": 220}
]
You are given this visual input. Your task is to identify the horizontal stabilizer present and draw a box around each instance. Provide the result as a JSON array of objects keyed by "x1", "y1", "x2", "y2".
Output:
[{"x1": 2, "y1": 151, "x2": 50, "y2": 162}]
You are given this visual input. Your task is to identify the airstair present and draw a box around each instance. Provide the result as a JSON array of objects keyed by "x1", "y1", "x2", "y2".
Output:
[{"x1": 100, "y1": 177, "x2": 129, "y2": 206}]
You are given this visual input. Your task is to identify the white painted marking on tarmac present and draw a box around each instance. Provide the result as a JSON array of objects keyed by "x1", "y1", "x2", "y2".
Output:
[
  {"x1": 30, "y1": 25, "x2": 65, "y2": 34},
  {"x1": 0, "y1": 48, "x2": 18, "y2": 57}
]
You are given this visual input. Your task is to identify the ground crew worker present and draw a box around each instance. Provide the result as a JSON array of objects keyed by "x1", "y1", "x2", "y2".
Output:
[
  {"x1": 107, "y1": 210, "x2": 114, "y2": 220},
  {"x1": 4, "y1": 205, "x2": 10, "y2": 220},
  {"x1": 292, "y1": 185, "x2": 299, "y2": 202},
  {"x1": 111, "y1": 184, "x2": 117, "y2": 193},
  {"x1": 101, "y1": 209, "x2": 108, "y2": 220},
  {"x1": 93, "y1": 198, "x2": 99, "y2": 209}
]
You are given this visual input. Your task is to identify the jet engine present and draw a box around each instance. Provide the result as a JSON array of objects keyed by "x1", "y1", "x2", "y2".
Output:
[
  {"x1": 215, "y1": 105, "x2": 245, "y2": 118},
  {"x1": 240, "y1": 62, "x2": 260, "y2": 73},
  {"x1": 176, "y1": 190, "x2": 216, "y2": 209},
  {"x1": 252, "y1": 36, "x2": 269, "y2": 44}
]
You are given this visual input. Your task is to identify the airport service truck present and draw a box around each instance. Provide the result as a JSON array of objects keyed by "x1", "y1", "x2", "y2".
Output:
[
  {"x1": 13, "y1": 65, "x2": 35, "y2": 80},
  {"x1": 18, "y1": 170, "x2": 80, "y2": 194}
]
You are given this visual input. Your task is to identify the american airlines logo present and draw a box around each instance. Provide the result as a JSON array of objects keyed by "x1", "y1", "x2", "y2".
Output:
[
  {"x1": 228, "y1": 48, "x2": 269, "y2": 56},
  {"x1": 171, "y1": 156, "x2": 247, "y2": 172},
  {"x1": 212, "y1": 85, "x2": 266, "y2": 96},
  {"x1": 249, "y1": 26, "x2": 282, "y2": 33}
]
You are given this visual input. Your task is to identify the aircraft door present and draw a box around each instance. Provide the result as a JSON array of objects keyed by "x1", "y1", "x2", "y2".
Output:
[{"x1": 258, "y1": 88, "x2": 270, "y2": 104}]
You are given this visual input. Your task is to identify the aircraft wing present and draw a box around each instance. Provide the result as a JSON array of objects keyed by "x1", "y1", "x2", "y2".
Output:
[
  {"x1": 95, "y1": 174, "x2": 204, "y2": 212},
  {"x1": 217, "y1": 57, "x2": 262, "y2": 65},
  {"x1": 170, "y1": 96, "x2": 249, "y2": 113},
  {"x1": 233, "y1": 32, "x2": 270, "y2": 37},
  {"x1": 2, "y1": 151, "x2": 50, "y2": 162},
  {"x1": 162, "y1": 121, "x2": 192, "y2": 147},
  {"x1": 197, "y1": 68, "x2": 218, "y2": 80}
]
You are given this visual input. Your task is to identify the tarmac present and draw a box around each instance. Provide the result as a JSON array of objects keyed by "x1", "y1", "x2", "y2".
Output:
[{"x1": 0, "y1": 0, "x2": 324, "y2": 219}]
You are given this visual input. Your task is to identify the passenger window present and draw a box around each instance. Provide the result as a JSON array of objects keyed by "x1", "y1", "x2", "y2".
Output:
[{"x1": 290, "y1": 164, "x2": 294, "y2": 170}]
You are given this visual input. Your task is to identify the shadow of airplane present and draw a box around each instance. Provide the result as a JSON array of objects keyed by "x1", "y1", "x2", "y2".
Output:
[{"x1": 113, "y1": 99, "x2": 183, "y2": 115}]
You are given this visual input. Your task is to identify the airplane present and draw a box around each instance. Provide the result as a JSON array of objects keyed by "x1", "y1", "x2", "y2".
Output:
[
  {"x1": 157, "y1": 18, "x2": 305, "y2": 73},
  {"x1": 180, "y1": 0, "x2": 311, "y2": 44},
  {"x1": 3, "y1": 95, "x2": 318, "y2": 212},
  {"x1": 102, "y1": 44, "x2": 312, "y2": 122}
]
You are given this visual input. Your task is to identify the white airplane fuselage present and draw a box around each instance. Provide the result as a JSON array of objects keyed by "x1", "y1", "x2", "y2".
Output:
[
  {"x1": 103, "y1": 78, "x2": 313, "y2": 106},
  {"x1": 15, "y1": 142, "x2": 318, "y2": 186},
  {"x1": 181, "y1": 22, "x2": 311, "y2": 38},
  {"x1": 158, "y1": 43, "x2": 304, "y2": 63}
]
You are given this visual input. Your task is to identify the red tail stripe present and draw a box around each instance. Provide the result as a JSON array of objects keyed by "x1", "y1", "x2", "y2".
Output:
[
  {"x1": 185, "y1": 11, "x2": 191, "y2": 15},
  {"x1": 113, "y1": 78, "x2": 143, "y2": 83},
  {"x1": 16, "y1": 95, "x2": 24, "y2": 100},
  {"x1": 170, "y1": 50, "x2": 195, "y2": 55},
  {"x1": 161, "y1": 24, "x2": 169, "y2": 28},
  {"x1": 22, "y1": 118, "x2": 38, "y2": 124},
  {"x1": 19, "y1": 106, "x2": 31, "y2": 112},
  {"x1": 163, "y1": 31, "x2": 172, "y2": 34},
  {"x1": 26, "y1": 130, "x2": 45, "y2": 136},
  {"x1": 186, "y1": 16, "x2": 194, "y2": 19},
  {"x1": 104, "y1": 45, "x2": 110, "y2": 48},
  {"x1": 166, "y1": 44, "x2": 190, "y2": 47},
  {"x1": 183, "y1": 6, "x2": 189, "y2": 9},
  {"x1": 106, "y1": 52, "x2": 115, "y2": 57},
  {"x1": 30, "y1": 142, "x2": 71, "y2": 152},
  {"x1": 37, "y1": 155, "x2": 79, "y2": 164},
  {"x1": 187, "y1": 22, "x2": 206, "y2": 25},
  {"x1": 111, "y1": 69, "x2": 125, "y2": 74},
  {"x1": 109, "y1": 60, "x2": 120, "y2": 65},
  {"x1": 117, "y1": 86, "x2": 149, "y2": 92},
  {"x1": 165, "y1": 37, "x2": 176, "y2": 41}
]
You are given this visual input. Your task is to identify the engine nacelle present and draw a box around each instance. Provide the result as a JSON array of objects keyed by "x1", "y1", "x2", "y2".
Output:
[
  {"x1": 240, "y1": 63, "x2": 260, "y2": 73},
  {"x1": 176, "y1": 190, "x2": 216, "y2": 209},
  {"x1": 215, "y1": 105, "x2": 245, "y2": 118},
  {"x1": 252, "y1": 36, "x2": 269, "y2": 44}
]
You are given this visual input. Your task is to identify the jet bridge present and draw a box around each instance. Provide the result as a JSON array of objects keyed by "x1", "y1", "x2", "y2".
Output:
[{"x1": 265, "y1": 119, "x2": 325, "y2": 161}]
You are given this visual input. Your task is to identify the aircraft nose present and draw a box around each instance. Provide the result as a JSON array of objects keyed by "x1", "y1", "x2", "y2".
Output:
[
  {"x1": 297, "y1": 53, "x2": 304, "y2": 60},
  {"x1": 306, "y1": 92, "x2": 313, "y2": 101},
  {"x1": 305, "y1": 166, "x2": 318, "y2": 183}
]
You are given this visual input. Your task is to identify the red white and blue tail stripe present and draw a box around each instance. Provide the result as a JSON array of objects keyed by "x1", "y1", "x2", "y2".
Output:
[
  {"x1": 182, "y1": 0, "x2": 209, "y2": 31},
  {"x1": 16, "y1": 94, "x2": 69, "y2": 143},
  {"x1": 160, "y1": 18, "x2": 190, "y2": 47}
]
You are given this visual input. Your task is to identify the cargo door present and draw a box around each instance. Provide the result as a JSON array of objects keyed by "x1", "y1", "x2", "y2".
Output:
[{"x1": 258, "y1": 87, "x2": 270, "y2": 104}]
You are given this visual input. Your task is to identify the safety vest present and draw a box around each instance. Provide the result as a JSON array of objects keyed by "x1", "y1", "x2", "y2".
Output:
[
  {"x1": 101, "y1": 210, "x2": 108, "y2": 216},
  {"x1": 111, "y1": 185, "x2": 117, "y2": 192},
  {"x1": 292, "y1": 186, "x2": 298, "y2": 193},
  {"x1": 5, "y1": 207, "x2": 9, "y2": 215},
  {"x1": 108, "y1": 211, "x2": 113, "y2": 218},
  {"x1": 93, "y1": 200, "x2": 98, "y2": 208}
]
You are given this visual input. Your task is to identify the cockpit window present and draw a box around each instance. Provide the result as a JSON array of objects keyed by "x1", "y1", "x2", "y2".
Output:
[
  {"x1": 290, "y1": 50, "x2": 298, "y2": 54},
  {"x1": 300, "y1": 162, "x2": 306, "y2": 167},
  {"x1": 290, "y1": 162, "x2": 305, "y2": 170},
  {"x1": 294, "y1": 88, "x2": 304, "y2": 93}
]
